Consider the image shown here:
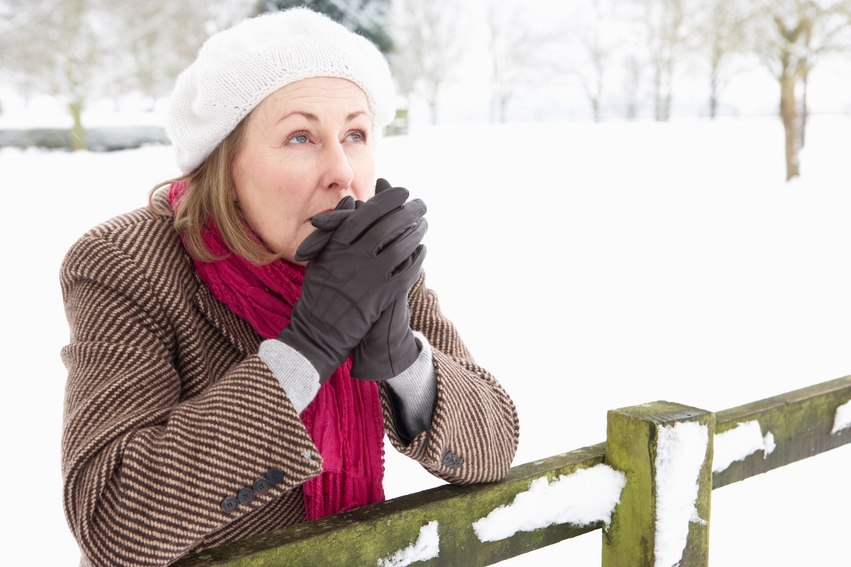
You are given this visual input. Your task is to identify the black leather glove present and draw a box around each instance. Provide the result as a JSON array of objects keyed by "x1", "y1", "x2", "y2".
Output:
[
  {"x1": 278, "y1": 184, "x2": 427, "y2": 382},
  {"x1": 294, "y1": 195, "x2": 358, "y2": 261},
  {"x1": 297, "y1": 179, "x2": 425, "y2": 381},
  {"x1": 350, "y1": 291, "x2": 420, "y2": 380}
]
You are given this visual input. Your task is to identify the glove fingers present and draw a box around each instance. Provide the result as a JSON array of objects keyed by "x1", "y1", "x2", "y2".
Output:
[
  {"x1": 357, "y1": 199, "x2": 427, "y2": 253},
  {"x1": 334, "y1": 186, "x2": 410, "y2": 244},
  {"x1": 336, "y1": 195, "x2": 357, "y2": 210},
  {"x1": 375, "y1": 178, "x2": 394, "y2": 194},
  {"x1": 294, "y1": 196, "x2": 358, "y2": 261},
  {"x1": 294, "y1": 230, "x2": 333, "y2": 262},
  {"x1": 302, "y1": 205, "x2": 425, "y2": 271},
  {"x1": 389, "y1": 244, "x2": 426, "y2": 284},
  {"x1": 370, "y1": 217, "x2": 428, "y2": 266},
  {"x1": 311, "y1": 194, "x2": 357, "y2": 228},
  {"x1": 310, "y1": 208, "x2": 353, "y2": 230}
]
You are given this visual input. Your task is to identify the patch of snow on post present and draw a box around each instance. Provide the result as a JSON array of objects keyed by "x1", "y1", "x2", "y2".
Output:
[
  {"x1": 471, "y1": 464, "x2": 626, "y2": 543},
  {"x1": 712, "y1": 421, "x2": 775, "y2": 473},
  {"x1": 763, "y1": 431, "x2": 776, "y2": 454},
  {"x1": 654, "y1": 421, "x2": 709, "y2": 567},
  {"x1": 377, "y1": 521, "x2": 439, "y2": 567},
  {"x1": 831, "y1": 400, "x2": 851, "y2": 434}
]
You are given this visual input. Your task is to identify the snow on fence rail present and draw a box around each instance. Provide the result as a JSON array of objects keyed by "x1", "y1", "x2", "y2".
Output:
[{"x1": 173, "y1": 374, "x2": 851, "y2": 567}]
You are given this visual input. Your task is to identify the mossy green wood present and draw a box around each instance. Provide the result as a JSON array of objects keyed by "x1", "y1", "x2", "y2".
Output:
[
  {"x1": 602, "y1": 402, "x2": 715, "y2": 567},
  {"x1": 713, "y1": 374, "x2": 851, "y2": 489},
  {"x1": 174, "y1": 444, "x2": 607, "y2": 567},
  {"x1": 172, "y1": 375, "x2": 851, "y2": 567}
]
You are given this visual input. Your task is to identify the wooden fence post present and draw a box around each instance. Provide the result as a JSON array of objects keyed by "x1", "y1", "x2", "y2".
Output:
[{"x1": 602, "y1": 401, "x2": 715, "y2": 567}]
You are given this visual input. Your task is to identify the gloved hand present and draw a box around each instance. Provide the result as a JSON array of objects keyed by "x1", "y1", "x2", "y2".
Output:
[
  {"x1": 350, "y1": 292, "x2": 420, "y2": 381},
  {"x1": 297, "y1": 179, "x2": 426, "y2": 381},
  {"x1": 277, "y1": 183, "x2": 427, "y2": 382},
  {"x1": 294, "y1": 195, "x2": 358, "y2": 262}
]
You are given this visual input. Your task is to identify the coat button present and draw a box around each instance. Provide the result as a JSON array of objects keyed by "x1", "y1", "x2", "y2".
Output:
[
  {"x1": 441, "y1": 449, "x2": 465, "y2": 469},
  {"x1": 221, "y1": 497, "x2": 238, "y2": 514},
  {"x1": 254, "y1": 478, "x2": 271, "y2": 495},
  {"x1": 237, "y1": 487, "x2": 255, "y2": 505},
  {"x1": 266, "y1": 468, "x2": 284, "y2": 486}
]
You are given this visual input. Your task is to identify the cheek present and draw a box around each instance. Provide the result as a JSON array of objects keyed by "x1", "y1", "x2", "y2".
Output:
[
  {"x1": 239, "y1": 153, "x2": 305, "y2": 207},
  {"x1": 234, "y1": 151, "x2": 275, "y2": 201},
  {"x1": 233, "y1": 159, "x2": 301, "y2": 242}
]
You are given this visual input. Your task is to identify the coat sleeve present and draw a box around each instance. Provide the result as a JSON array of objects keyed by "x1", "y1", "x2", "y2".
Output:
[
  {"x1": 380, "y1": 271, "x2": 520, "y2": 485},
  {"x1": 60, "y1": 234, "x2": 322, "y2": 567}
]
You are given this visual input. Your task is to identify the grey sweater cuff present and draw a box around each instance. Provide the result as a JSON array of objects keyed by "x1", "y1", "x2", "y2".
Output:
[
  {"x1": 385, "y1": 331, "x2": 437, "y2": 437},
  {"x1": 258, "y1": 339, "x2": 321, "y2": 414}
]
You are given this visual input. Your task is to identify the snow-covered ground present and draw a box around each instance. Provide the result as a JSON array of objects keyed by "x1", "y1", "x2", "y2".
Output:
[{"x1": 1, "y1": 114, "x2": 849, "y2": 566}]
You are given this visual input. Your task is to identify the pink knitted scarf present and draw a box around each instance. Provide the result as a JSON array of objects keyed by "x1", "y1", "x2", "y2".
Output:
[{"x1": 168, "y1": 182, "x2": 385, "y2": 521}]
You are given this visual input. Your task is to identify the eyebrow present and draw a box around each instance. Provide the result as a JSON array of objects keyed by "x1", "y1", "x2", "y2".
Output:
[
  {"x1": 345, "y1": 111, "x2": 368, "y2": 122},
  {"x1": 277, "y1": 110, "x2": 368, "y2": 124}
]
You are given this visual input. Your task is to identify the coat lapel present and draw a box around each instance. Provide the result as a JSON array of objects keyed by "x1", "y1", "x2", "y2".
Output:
[
  {"x1": 158, "y1": 189, "x2": 262, "y2": 357},
  {"x1": 192, "y1": 273, "x2": 262, "y2": 356}
]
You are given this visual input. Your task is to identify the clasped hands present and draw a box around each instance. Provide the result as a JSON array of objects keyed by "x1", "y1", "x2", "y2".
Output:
[{"x1": 277, "y1": 179, "x2": 427, "y2": 383}]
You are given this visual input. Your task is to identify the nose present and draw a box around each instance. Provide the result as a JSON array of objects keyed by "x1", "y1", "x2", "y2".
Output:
[{"x1": 318, "y1": 139, "x2": 354, "y2": 195}]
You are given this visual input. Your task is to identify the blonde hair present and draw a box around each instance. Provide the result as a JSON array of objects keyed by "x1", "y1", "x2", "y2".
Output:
[{"x1": 149, "y1": 115, "x2": 279, "y2": 265}]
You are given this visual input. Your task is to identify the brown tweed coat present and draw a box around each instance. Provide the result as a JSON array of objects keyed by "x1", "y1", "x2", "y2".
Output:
[{"x1": 60, "y1": 192, "x2": 520, "y2": 567}]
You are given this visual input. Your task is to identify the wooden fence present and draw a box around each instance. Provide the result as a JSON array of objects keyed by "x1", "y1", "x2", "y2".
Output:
[{"x1": 174, "y1": 374, "x2": 851, "y2": 567}]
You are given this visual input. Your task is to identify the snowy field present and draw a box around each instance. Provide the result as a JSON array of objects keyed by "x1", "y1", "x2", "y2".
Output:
[{"x1": 1, "y1": 115, "x2": 850, "y2": 565}]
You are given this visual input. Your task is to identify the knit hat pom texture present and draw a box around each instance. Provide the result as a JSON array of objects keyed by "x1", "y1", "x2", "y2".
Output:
[{"x1": 167, "y1": 8, "x2": 396, "y2": 174}]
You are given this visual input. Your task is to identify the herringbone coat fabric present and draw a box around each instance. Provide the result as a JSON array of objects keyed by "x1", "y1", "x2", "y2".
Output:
[{"x1": 60, "y1": 192, "x2": 520, "y2": 567}]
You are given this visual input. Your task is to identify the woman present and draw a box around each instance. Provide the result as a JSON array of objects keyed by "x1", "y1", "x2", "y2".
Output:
[{"x1": 60, "y1": 8, "x2": 518, "y2": 567}]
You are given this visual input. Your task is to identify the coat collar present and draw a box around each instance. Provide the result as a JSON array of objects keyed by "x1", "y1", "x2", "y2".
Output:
[
  {"x1": 191, "y1": 272, "x2": 262, "y2": 356},
  {"x1": 158, "y1": 187, "x2": 263, "y2": 356}
]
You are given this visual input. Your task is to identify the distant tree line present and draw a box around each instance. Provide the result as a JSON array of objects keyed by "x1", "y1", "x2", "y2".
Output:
[
  {"x1": 256, "y1": 0, "x2": 392, "y2": 52},
  {"x1": 488, "y1": 0, "x2": 851, "y2": 180},
  {"x1": 0, "y1": 0, "x2": 255, "y2": 149},
  {"x1": 1, "y1": 0, "x2": 850, "y2": 179}
]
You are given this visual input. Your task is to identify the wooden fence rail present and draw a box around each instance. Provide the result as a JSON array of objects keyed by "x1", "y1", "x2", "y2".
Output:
[{"x1": 174, "y1": 374, "x2": 851, "y2": 567}]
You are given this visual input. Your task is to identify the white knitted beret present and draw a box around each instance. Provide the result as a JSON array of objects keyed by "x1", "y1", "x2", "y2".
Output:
[{"x1": 166, "y1": 8, "x2": 396, "y2": 174}]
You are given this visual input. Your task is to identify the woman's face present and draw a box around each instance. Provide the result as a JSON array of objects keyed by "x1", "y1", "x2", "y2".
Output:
[{"x1": 233, "y1": 77, "x2": 375, "y2": 263}]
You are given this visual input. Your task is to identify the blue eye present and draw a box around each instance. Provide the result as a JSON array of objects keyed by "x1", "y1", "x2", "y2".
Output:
[
  {"x1": 287, "y1": 133, "x2": 309, "y2": 144},
  {"x1": 346, "y1": 131, "x2": 366, "y2": 143}
]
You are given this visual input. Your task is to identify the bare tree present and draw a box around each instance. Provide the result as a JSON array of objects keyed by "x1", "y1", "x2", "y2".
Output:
[
  {"x1": 0, "y1": 2, "x2": 54, "y2": 106},
  {"x1": 749, "y1": 0, "x2": 851, "y2": 180},
  {"x1": 545, "y1": 0, "x2": 620, "y2": 122},
  {"x1": 636, "y1": 0, "x2": 694, "y2": 121},
  {"x1": 387, "y1": 44, "x2": 418, "y2": 110},
  {"x1": 0, "y1": 3, "x2": 14, "y2": 111},
  {"x1": 256, "y1": 0, "x2": 392, "y2": 53},
  {"x1": 0, "y1": 0, "x2": 249, "y2": 149},
  {"x1": 390, "y1": 0, "x2": 467, "y2": 125},
  {"x1": 122, "y1": 0, "x2": 253, "y2": 109},
  {"x1": 693, "y1": 0, "x2": 753, "y2": 118},
  {"x1": 1, "y1": 0, "x2": 127, "y2": 149},
  {"x1": 484, "y1": 0, "x2": 545, "y2": 123},
  {"x1": 622, "y1": 53, "x2": 643, "y2": 119},
  {"x1": 567, "y1": 0, "x2": 612, "y2": 122}
]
